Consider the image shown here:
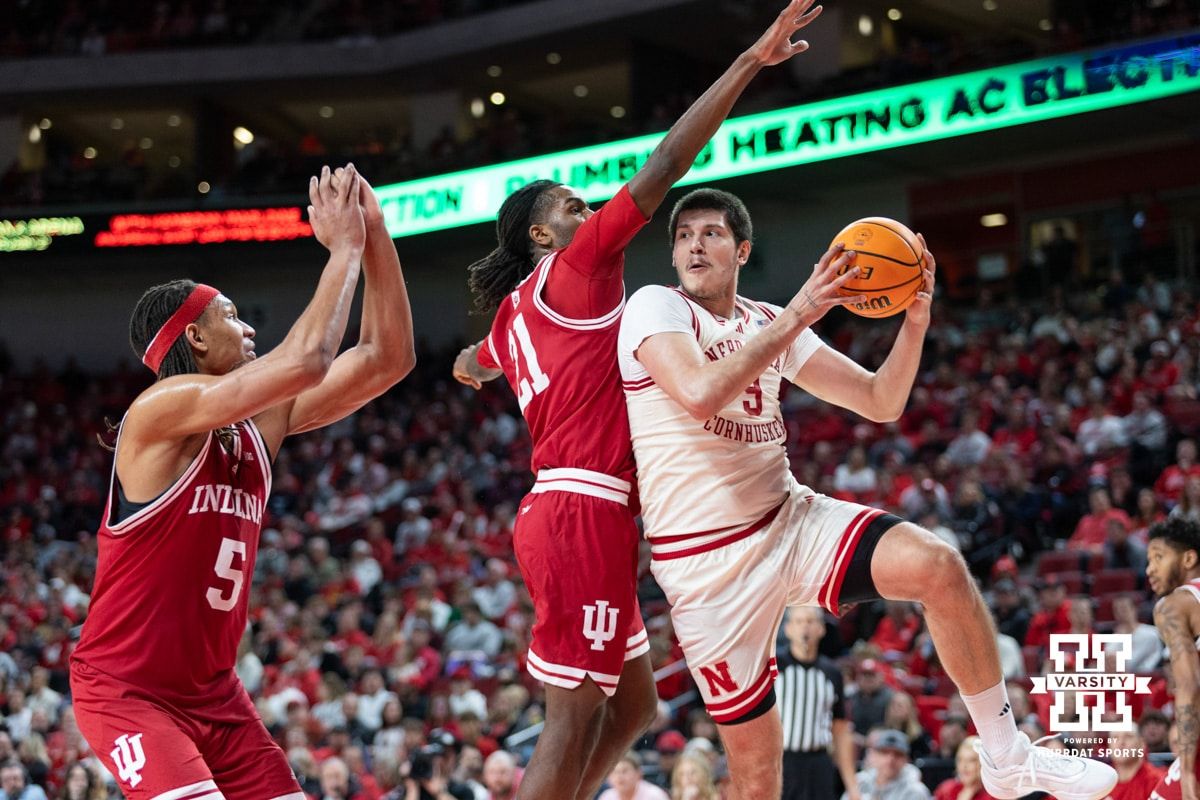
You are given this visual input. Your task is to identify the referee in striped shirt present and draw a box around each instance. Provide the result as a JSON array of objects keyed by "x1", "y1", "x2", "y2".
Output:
[{"x1": 777, "y1": 607, "x2": 860, "y2": 800}]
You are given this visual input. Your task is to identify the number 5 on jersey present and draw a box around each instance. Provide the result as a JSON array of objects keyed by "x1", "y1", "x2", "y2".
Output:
[
  {"x1": 509, "y1": 313, "x2": 551, "y2": 410},
  {"x1": 206, "y1": 537, "x2": 246, "y2": 612}
]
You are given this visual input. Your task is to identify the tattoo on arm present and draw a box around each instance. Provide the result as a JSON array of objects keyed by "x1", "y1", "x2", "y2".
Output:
[{"x1": 1157, "y1": 599, "x2": 1200, "y2": 766}]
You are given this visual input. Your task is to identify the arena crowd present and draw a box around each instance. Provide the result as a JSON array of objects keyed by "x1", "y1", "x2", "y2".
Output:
[{"x1": 0, "y1": 261, "x2": 1197, "y2": 797}]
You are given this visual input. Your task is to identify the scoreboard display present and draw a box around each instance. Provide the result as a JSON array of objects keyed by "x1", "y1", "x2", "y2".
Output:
[{"x1": 0, "y1": 207, "x2": 313, "y2": 254}]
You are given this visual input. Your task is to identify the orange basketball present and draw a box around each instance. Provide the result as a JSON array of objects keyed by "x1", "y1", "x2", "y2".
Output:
[{"x1": 829, "y1": 217, "x2": 926, "y2": 318}]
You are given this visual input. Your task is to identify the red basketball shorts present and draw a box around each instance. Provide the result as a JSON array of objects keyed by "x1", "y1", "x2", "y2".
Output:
[
  {"x1": 514, "y1": 467, "x2": 649, "y2": 696},
  {"x1": 70, "y1": 661, "x2": 303, "y2": 800}
]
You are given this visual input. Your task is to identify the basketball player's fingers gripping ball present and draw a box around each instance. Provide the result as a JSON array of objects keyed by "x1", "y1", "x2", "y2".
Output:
[
  {"x1": 829, "y1": 217, "x2": 927, "y2": 319},
  {"x1": 789, "y1": 245, "x2": 865, "y2": 324},
  {"x1": 903, "y1": 232, "x2": 937, "y2": 327},
  {"x1": 814, "y1": 245, "x2": 869, "y2": 307},
  {"x1": 916, "y1": 232, "x2": 937, "y2": 295}
]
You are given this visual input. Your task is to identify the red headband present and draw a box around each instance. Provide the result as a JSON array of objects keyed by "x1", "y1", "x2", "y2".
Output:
[{"x1": 142, "y1": 284, "x2": 220, "y2": 374}]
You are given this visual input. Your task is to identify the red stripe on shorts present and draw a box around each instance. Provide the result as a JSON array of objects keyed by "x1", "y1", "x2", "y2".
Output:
[
  {"x1": 528, "y1": 656, "x2": 618, "y2": 690},
  {"x1": 707, "y1": 659, "x2": 778, "y2": 723},
  {"x1": 818, "y1": 509, "x2": 883, "y2": 614},
  {"x1": 650, "y1": 501, "x2": 784, "y2": 556}
]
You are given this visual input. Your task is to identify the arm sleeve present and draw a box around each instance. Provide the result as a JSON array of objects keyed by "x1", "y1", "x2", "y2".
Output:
[
  {"x1": 476, "y1": 333, "x2": 500, "y2": 369},
  {"x1": 543, "y1": 185, "x2": 650, "y2": 319},
  {"x1": 758, "y1": 301, "x2": 823, "y2": 383}
]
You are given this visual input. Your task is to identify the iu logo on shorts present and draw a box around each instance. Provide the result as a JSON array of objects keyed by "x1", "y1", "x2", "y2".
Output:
[
  {"x1": 581, "y1": 600, "x2": 618, "y2": 651},
  {"x1": 111, "y1": 733, "x2": 147, "y2": 787},
  {"x1": 699, "y1": 661, "x2": 739, "y2": 697}
]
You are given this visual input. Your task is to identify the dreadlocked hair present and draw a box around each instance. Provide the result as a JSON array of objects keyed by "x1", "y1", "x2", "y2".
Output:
[
  {"x1": 467, "y1": 179, "x2": 562, "y2": 313},
  {"x1": 100, "y1": 279, "x2": 235, "y2": 452},
  {"x1": 130, "y1": 279, "x2": 203, "y2": 380}
]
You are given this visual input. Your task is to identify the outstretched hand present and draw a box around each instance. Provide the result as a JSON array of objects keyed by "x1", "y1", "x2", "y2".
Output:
[
  {"x1": 453, "y1": 341, "x2": 502, "y2": 390},
  {"x1": 308, "y1": 163, "x2": 365, "y2": 253},
  {"x1": 453, "y1": 345, "x2": 484, "y2": 390},
  {"x1": 905, "y1": 232, "x2": 937, "y2": 328},
  {"x1": 332, "y1": 164, "x2": 384, "y2": 226},
  {"x1": 786, "y1": 243, "x2": 868, "y2": 326},
  {"x1": 747, "y1": 0, "x2": 824, "y2": 67}
]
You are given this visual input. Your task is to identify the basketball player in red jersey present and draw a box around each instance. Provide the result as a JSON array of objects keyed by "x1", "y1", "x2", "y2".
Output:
[
  {"x1": 451, "y1": 3, "x2": 824, "y2": 797},
  {"x1": 1146, "y1": 517, "x2": 1200, "y2": 800},
  {"x1": 69, "y1": 164, "x2": 415, "y2": 800}
]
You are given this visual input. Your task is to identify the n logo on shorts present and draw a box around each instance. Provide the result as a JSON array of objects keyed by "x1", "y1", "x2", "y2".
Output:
[
  {"x1": 699, "y1": 660, "x2": 739, "y2": 697},
  {"x1": 112, "y1": 732, "x2": 147, "y2": 787},
  {"x1": 582, "y1": 600, "x2": 619, "y2": 651}
]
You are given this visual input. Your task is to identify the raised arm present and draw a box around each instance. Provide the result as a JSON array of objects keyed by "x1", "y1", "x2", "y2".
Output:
[
  {"x1": 626, "y1": 0, "x2": 823, "y2": 217},
  {"x1": 791, "y1": 236, "x2": 935, "y2": 422},
  {"x1": 124, "y1": 165, "x2": 366, "y2": 448},
  {"x1": 637, "y1": 244, "x2": 859, "y2": 420},
  {"x1": 1156, "y1": 592, "x2": 1200, "y2": 800},
  {"x1": 264, "y1": 170, "x2": 417, "y2": 442}
]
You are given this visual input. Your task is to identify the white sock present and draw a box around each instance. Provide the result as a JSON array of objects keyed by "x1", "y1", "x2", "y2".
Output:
[{"x1": 961, "y1": 680, "x2": 1020, "y2": 764}]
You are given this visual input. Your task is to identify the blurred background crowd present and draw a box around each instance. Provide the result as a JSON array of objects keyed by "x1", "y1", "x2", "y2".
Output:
[
  {"x1": 1, "y1": 259, "x2": 1197, "y2": 798},
  {"x1": 3, "y1": 0, "x2": 1200, "y2": 797}
]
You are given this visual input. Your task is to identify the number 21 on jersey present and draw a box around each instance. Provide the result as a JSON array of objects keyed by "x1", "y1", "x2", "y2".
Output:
[{"x1": 508, "y1": 313, "x2": 550, "y2": 410}]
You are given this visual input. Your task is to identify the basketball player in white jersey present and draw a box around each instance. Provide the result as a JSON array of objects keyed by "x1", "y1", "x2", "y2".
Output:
[
  {"x1": 1146, "y1": 517, "x2": 1200, "y2": 800},
  {"x1": 617, "y1": 187, "x2": 1118, "y2": 800}
]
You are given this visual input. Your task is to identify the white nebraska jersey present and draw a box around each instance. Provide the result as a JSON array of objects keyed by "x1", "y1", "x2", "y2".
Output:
[{"x1": 618, "y1": 285, "x2": 823, "y2": 547}]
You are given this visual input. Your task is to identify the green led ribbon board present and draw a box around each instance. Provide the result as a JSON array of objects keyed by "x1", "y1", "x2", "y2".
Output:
[
  {"x1": 0, "y1": 216, "x2": 84, "y2": 252},
  {"x1": 377, "y1": 32, "x2": 1200, "y2": 239}
]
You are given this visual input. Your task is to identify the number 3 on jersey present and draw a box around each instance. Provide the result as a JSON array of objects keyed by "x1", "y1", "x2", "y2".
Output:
[
  {"x1": 509, "y1": 313, "x2": 551, "y2": 410},
  {"x1": 206, "y1": 537, "x2": 246, "y2": 612}
]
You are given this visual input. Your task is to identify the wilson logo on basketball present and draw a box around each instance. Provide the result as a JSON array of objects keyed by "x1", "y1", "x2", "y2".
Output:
[{"x1": 853, "y1": 296, "x2": 893, "y2": 311}]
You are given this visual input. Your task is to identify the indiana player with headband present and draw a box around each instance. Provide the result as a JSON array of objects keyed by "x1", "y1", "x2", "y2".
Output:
[
  {"x1": 451, "y1": 2, "x2": 824, "y2": 797},
  {"x1": 1146, "y1": 517, "x2": 1200, "y2": 800},
  {"x1": 616, "y1": 187, "x2": 1118, "y2": 800},
  {"x1": 70, "y1": 164, "x2": 415, "y2": 800}
]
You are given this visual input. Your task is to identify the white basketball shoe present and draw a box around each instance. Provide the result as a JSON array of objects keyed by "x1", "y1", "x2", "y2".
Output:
[{"x1": 975, "y1": 733, "x2": 1119, "y2": 800}]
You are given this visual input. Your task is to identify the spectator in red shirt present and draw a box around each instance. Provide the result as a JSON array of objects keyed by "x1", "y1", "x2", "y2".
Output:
[
  {"x1": 1024, "y1": 578, "x2": 1071, "y2": 653},
  {"x1": 1155, "y1": 439, "x2": 1200, "y2": 506},
  {"x1": 869, "y1": 601, "x2": 922, "y2": 657},
  {"x1": 1067, "y1": 487, "x2": 1132, "y2": 553},
  {"x1": 933, "y1": 736, "x2": 997, "y2": 800},
  {"x1": 456, "y1": 711, "x2": 500, "y2": 759},
  {"x1": 1142, "y1": 340, "x2": 1180, "y2": 395},
  {"x1": 390, "y1": 620, "x2": 441, "y2": 692},
  {"x1": 1105, "y1": 729, "x2": 1163, "y2": 800},
  {"x1": 991, "y1": 401, "x2": 1037, "y2": 459}
]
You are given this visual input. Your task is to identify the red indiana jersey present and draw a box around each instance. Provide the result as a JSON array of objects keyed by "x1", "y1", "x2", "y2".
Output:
[
  {"x1": 72, "y1": 420, "x2": 272, "y2": 720},
  {"x1": 478, "y1": 185, "x2": 647, "y2": 484}
]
